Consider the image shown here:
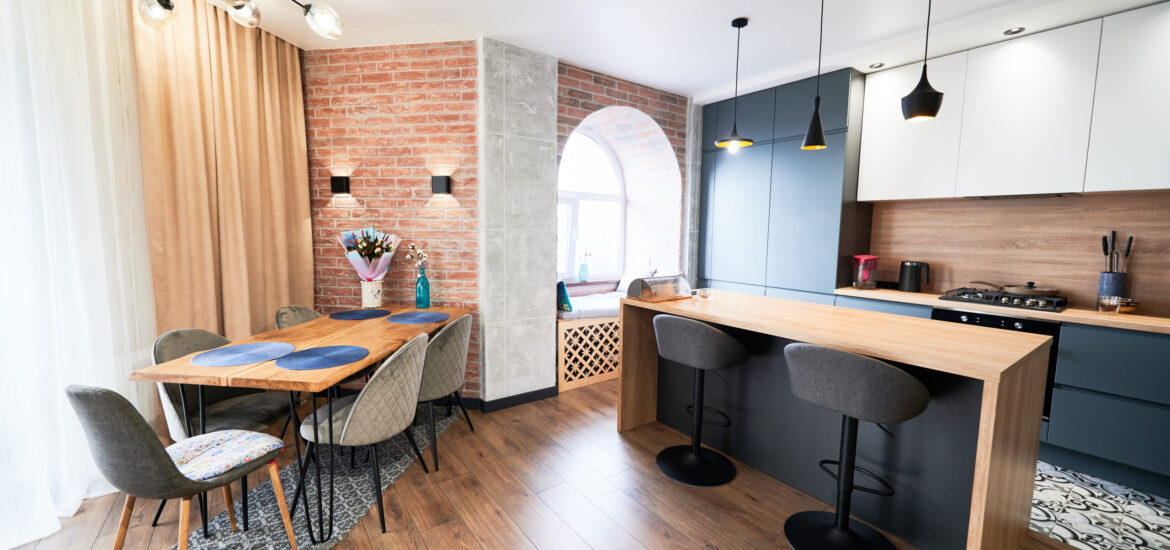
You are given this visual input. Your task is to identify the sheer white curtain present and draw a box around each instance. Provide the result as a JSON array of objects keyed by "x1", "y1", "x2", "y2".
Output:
[{"x1": 0, "y1": 0, "x2": 158, "y2": 547}]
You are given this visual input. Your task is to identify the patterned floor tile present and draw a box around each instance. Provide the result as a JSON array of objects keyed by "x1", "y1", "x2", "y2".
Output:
[{"x1": 1030, "y1": 461, "x2": 1170, "y2": 550}]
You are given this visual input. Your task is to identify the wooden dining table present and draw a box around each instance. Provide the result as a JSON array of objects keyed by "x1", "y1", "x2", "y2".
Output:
[{"x1": 131, "y1": 304, "x2": 470, "y2": 543}]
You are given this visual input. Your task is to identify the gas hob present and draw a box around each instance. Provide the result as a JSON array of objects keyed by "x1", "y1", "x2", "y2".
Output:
[{"x1": 939, "y1": 287, "x2": 1069, "y2": 312}]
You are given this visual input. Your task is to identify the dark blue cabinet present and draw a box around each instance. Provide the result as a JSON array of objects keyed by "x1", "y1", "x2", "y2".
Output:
[
  {"x1": 702, "y1": 104, "x2": 718, "y2": 152},
  {"x1": 833, "y1": 295, "x2": 933, "y2": 318},
  {"x1": 765, "y1": 134, "x2": 847, "y2": 294},
  {"x1": 1055, "y1": 323, "x2": 1170, "y2": 407},
  {"x1": 1048, "y1": 387, "x2": 1170, "y2": 477},
  {"x1": 715, "y1": 88, "x2": 776, "y2": 148},
  {"x1": 707, "y1": 146, "x2": 773, "y2": 286},
  {"x1": 697, "y1": 69, "x2": 870, "y2": 295},
  {"x1": 764, "y1": 287, "x2": 836, "y2": 305},
  {"x1": 774, "y1": 69, "x2": 853, "y2": 139}
]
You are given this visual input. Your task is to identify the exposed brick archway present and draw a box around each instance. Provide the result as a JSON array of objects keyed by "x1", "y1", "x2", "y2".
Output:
[
  {"x1": 557, "y1": 63, "x2": 689, "y2": 275},
  {"x1": 568, "y1": 107, "x2": 682, "y2": 273}
]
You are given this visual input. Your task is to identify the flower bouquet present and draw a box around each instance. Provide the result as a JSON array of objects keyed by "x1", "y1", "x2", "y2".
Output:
[{"x1": 339, "y1": 227, "x2": 401, "y2": 307}]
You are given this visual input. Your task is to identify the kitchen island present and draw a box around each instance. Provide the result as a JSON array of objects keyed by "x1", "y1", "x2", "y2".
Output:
[{"x1": 619, "y1": 290, "x2": 1051, "y2": 550}]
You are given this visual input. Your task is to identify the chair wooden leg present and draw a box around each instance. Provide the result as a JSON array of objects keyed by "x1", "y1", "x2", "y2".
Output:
[
  {"x1": 221, "y1": 484, "x2": 238, "y2": 532},
  {"x1": 268, "y1": 461, "x2": 298, "y2": 550},
  {"x1": 113, "y1": 495, "x2": 135, "y2": 550},
  {"x1": 178, "y1": 497, "x2": 192, "y2": 550}
]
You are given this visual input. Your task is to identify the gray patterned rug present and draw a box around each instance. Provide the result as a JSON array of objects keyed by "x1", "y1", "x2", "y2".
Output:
[{"x1": 174, "y1": 404, "x2": 461, "y2": 549}]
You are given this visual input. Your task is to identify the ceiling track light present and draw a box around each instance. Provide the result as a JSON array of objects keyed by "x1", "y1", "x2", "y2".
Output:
[
  {"x1": 801, "y1": 0, "x2": 828, "y2": 151},
  {"x1": 1004, "y1": 26, "x2": 1026, "y2": 36},
  {"x1": 138, "y1": 0, "x2": 342, "y2": 38},
  {"x1": 715, "y1": 17, "x2": 754, "y2": 153},
  {"x1": 902, "y1": 0, "x2": 944, "y2": 122},
  {"x1": 290, "y1": 0, "x2": 344, "y2": 40}
]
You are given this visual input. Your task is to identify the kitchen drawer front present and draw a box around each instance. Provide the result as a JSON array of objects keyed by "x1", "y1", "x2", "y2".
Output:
[
  {"x1": 1047, "y1": 387, "x2": 1170, "y2": 476},
  {"x1": 833, "y1": 296, "x2": 932, "y2": 319},
  {"x1": 1055, "y1": 323, "x2": 1170, "y2": 406}
]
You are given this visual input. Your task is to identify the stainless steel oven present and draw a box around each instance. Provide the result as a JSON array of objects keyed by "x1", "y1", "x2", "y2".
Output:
[{"x1": 931, "y1": 308, "x2": 1061, "y2": 418}]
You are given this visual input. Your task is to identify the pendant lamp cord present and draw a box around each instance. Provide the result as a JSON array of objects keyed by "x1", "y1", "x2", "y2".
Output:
[
  {"x1": 815, "y1": 0, "x2": 824, "y2": 97},
  {"x1": 733, "y1": 25, "x2": 742, "y2": 123},
  {"x1": 923, "y1": 0, "x2": 932, "y2": 63}
]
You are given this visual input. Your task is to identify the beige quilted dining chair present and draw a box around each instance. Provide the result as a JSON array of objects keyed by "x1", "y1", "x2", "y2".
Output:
[{"x1": 415, "y1": 314, "x2": 474, "y2": 472}]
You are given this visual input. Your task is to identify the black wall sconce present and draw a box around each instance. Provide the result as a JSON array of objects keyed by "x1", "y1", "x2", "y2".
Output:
[
  {"x1": 431, "y1": 175, "x2": 452, "y2": 195},
  {"x1": 330, "y1": 175, "x2": 350, "y2": 194}
]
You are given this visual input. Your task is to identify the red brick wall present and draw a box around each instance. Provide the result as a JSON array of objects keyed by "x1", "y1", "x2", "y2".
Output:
[
  {"x1": 557, "y1": 62, "x2": 689, "y2": 183},
  {"x1": 301, "y1": 40, "x2": 481, "y2": 397}
]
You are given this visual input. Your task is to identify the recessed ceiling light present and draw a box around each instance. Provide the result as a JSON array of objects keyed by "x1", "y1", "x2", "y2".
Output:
[
  {"x1": 1004, "y1": 26, "x2": 1026, "y2": 36},
  {"x1": 869, "y1": 62, "x2": 885, "y2": 69}
]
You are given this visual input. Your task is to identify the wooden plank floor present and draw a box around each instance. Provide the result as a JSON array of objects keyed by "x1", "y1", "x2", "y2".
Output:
[{"x1": 24, "y1": 379, "x2": 1074, "y2": 550}]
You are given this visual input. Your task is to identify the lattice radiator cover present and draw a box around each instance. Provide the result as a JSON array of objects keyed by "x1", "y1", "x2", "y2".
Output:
[{"x1": 557, "y1": 317, "x2": 621, "y2": 391}]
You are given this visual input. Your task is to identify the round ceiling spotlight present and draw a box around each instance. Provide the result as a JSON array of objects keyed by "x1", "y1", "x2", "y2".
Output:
[
  {"x1": 869, "y1": 62, "x2": 885, "y2": 69},
  {"x1": 229, "y1": 1, "x2": 261, "y2": 28},
  {"x1": 304, "y1": 3, "x2": 344, "y2": 40},
  {"x1": 138, "y1": 0, "x2": 178, "y2": 28},
  {"x1": 1004, "y1": 26, "x2": 1026, "y2": 36}
]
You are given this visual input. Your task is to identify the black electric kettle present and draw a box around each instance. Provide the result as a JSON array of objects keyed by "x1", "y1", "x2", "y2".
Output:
[{"x1": 898, "y1": 261, "x2": 930, "y2": 293}]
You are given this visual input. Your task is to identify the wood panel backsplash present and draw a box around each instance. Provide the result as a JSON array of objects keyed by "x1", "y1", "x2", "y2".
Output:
[{"x1": 869, "y1": 191, "x2": 1170, "y2": 316}]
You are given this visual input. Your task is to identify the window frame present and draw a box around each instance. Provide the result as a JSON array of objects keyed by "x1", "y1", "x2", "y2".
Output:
[{"x1": 557, "y1": 130, "x2": 626, "y2": 282}]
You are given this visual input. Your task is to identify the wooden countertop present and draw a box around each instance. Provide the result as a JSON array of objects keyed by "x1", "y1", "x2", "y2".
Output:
[
  {"x1": 835, "y1": 287, "x2": 1170, "y2": 336},
  {"x1": 621, "y1": 291, "x2": 1050, "y2": 382}
]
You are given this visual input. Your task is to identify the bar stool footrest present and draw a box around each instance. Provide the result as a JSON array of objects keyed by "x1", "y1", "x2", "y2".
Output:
[
  {"x1": 684, "y1": 404, "x2": 732, "y2": 427},
  {"x1": 817, "y1": 459, "x2": 895, "y2": 497}
]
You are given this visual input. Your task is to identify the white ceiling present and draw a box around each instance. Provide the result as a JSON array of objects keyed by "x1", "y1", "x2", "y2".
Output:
[{"x1": 252, "y1": 0, "x2": 1160, "y2": 103}]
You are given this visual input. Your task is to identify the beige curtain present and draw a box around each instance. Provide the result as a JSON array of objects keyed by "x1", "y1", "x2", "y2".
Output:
[{"x1": 131, "y1": 0, "x2": 313, "y2": 339}]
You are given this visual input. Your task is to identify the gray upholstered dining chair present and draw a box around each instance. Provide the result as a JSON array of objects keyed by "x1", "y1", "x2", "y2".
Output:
[
  {"x1": 291, "y1": 333, "x2": 430, "y2": 533},
  {"x1": 151, "y1": 329, "x2": 294, "y2": 532},
  {"x1": 275, "y1": 305, "x2": 321, "y2": 329},
  {"x1": 416, "y1": 314, "x2": 474, "y2": 472},
  {"x1": 65, "y1": 385, "x2": 298, "y2": 550}
]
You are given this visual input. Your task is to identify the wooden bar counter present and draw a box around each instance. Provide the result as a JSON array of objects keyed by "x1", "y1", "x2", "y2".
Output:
[{"x1": 618, "y1": 290, "x2": 1052, "y2": 550}]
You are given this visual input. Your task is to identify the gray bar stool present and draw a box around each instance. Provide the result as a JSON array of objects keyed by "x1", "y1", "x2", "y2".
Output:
[
  {"x1": 652, "y1": 314, "x2": 748, "y2": 487},
  {"x1": 783, "y1": 343, "x2": 930, "y2": 550}
]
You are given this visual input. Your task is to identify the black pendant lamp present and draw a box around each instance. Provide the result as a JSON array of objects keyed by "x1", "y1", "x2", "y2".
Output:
[
  {"x1": 801, "y1": 0, "x2": 828, "y2": 150},
  {"x1": 715, "y1": 17, "x2": 754, "y2": 152},
  {"x1": 902, "y1": 0, "x2": 944, "y2": 122}
]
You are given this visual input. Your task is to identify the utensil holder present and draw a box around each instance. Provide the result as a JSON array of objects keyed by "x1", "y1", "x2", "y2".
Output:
[{"x1": 1098, "y1": 272, "x2": 1127, "y2": 299}]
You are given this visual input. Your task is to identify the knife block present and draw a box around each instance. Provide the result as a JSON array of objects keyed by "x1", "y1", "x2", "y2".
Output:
[{"x1": 1098, "y1": 272, "x2": 1127, "y2": 299}]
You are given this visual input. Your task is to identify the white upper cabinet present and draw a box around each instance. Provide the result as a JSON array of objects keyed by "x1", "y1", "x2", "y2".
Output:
[
  {"x1": 858, "y1": 52, "x2": 968, "y2": 201},
  {"x1": 955, "y1": 20, "x2": 1102, "y2": 197},
  {"x1": 1084, "y1": 2, "x2": 1170, "y2": 192}
]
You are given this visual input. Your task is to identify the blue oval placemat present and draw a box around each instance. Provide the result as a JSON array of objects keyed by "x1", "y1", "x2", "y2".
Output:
[
  {"x1": 191, "y1": 342, "x2": 295, "y2": 367},
  {"x1": 386, "y1": 311, "x2": 450, "y2": 324},
  {"x1": 329, "y1": 308, "x2": 391, "y2": 320},
  {"x1": 275, "y1": 345, "x2": 370, "y2": 370}
]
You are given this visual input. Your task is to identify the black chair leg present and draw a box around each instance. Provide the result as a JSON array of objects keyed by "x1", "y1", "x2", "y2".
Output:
[
  {"x1": 289, "y1": 442, "x2": 315, "y2": 520},
  {"x1": 240, "y1": 475, "x2": 249, "y2": 531},
  {"x1": 784, "y1": 415, "x2": 896, "y2": 550},
  {"x1": 454, "y1": 390, "x2": 474, "y2": 432},
  {"x1": 655, "y1": 368, "x2": 736, "y2": 487},
  {"x1": 403, "y1": 428, "x2": 429, "y2": 473},
  {"x1": 350, "y1": 446, "x2": 356, "y2": 470},
  {"x1": 446, "y1": 394, "x2": 453, "y2": 416},
  {"x1": 428, "y1": 402, "x2": 438, "y2": 472},
  {"x1": 370, "y1": 444, "x2": 387, "y2": 533},
  {"x1": 198, "y1": 491, "x2": 209, "y2": 537},
  {"x1": 151, "y1": 499, "x2": 166, "y2": 527}
]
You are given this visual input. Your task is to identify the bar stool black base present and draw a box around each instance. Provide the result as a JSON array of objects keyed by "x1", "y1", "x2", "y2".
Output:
[
  {"x1": 656, "y1": 445, "x2": 736, "y2": 487},
  {"x1": 784, "y1": 511, "x2": 896, "y2": 550}
]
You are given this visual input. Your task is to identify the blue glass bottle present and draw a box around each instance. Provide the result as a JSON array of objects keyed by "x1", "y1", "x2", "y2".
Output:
[{"x1": 415, "y1": 265, "x2": 430, "y2": 309}]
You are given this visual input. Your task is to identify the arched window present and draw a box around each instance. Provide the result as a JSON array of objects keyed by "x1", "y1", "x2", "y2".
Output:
[{"x1": 557, "y1": 131, "x2": 625, "y2": 281}]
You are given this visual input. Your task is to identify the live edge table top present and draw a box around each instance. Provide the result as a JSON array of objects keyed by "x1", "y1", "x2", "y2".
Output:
[{"x1": 130, "y1": 305, "x2": 469, "y2": 394}]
